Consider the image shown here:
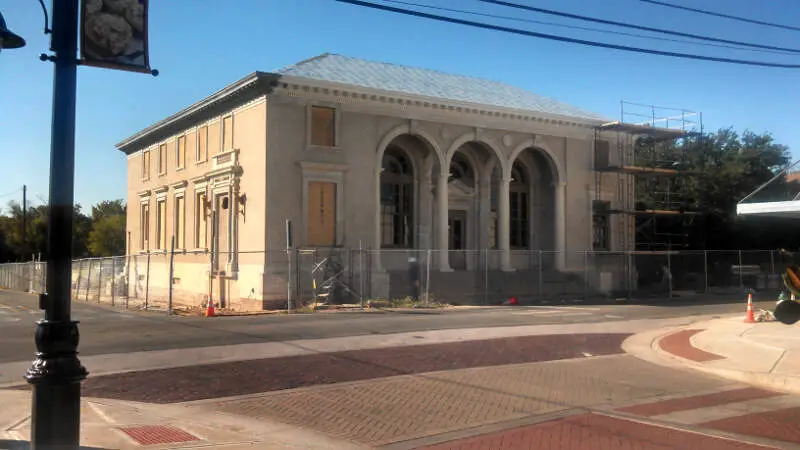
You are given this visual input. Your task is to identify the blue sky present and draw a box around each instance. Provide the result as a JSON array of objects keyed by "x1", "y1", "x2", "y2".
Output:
[{"x1": 1, "y1": 0, "x2": 798, "y2": 210}]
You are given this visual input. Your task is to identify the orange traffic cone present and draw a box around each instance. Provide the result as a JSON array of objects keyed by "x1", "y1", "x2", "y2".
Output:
[
  {"x1": 205, "y1": 295, "x2": 215, "y2": 317},
  {"x1": 744, "y1": 291, "x2": 755, "y2": 323}
]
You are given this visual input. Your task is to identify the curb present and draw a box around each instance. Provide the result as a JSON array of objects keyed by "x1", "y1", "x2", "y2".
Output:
[{"x1": 623, "y1": 318, "x2": 800, "y2": 395}]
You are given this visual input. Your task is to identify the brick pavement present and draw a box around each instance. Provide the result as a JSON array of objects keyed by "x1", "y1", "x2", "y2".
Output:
[
  {"x1": 617, "y1": 388, "x2": 785, "y2": 417},
  {"x1": 701, "y1": 407, "x2": 800, "y2": 445},
  {"x1": 659, "y1": 329, "x2": 725, "y2": 362},
  {"x1": 197, "y1": 355, "x2": 731, "y2": 446},
  {"x1": 420, "y1": 413, "x2": 772, "y2": 450},
  {"x1": 64, "y1": 333, "x2": 629, "y2": 403}
]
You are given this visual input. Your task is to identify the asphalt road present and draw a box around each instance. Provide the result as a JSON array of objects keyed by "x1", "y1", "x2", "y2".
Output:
[{"x1": 0, "y1": 289, "x2": 776, "y2": 363}]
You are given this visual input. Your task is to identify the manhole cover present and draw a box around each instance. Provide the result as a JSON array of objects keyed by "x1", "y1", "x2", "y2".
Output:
[{"x1": 119, "y1": 425, "x2": 199, "y2": 445}]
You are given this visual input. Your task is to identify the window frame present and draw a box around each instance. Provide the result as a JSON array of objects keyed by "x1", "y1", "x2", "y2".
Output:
[
  {"x1": 174, "y1": 193, "x2": 186, "y2": 250},
  {"x1": 140, "y1": 150, "x2": 151, "y2": 180},
  {"x1": 176, "y1": 135, "x2": 186, "y2": 171},
  {"x1": 139, "y1": 201, "x2": 150, "y2": 250},
  {"x1": 221, "y1": 114, "x2": 234, "y2": 153},
  {"x1": 158, "y1": 143, "x2": 168, "y2": 176},
  {"x1": 307, "y1": 104, "x2": 341, "y2": 149},
  {"x1": 196, "y1": 125, "x2": 208, "y2": 164},
  {"x1": 194, "y1": 190, "x2": 209, "y2": 249},
  {"x1": 380, "y1": 148, "x2": 415, "y2": 249},
  {"x1": 509, "y1": 163, "x2": 530, "y2": 249},
  {"x1": 155, "y1": 197, "x2": 167, "y2": 251}
]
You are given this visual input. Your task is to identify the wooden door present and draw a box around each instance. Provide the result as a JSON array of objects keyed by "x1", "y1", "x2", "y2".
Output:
[{"x1": 307, "y1": 182, "x2": 337, "y2": 246}]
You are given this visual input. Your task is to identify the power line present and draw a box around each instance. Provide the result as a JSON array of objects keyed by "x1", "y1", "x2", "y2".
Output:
[
  {"x1": 0, "y1": 187, "x2": 22, "y2": 199},
  {"x1": 640, "y1": 0, "x2": 800, "y2": 33},
  {"x1": 480, "y1": 0, "x2": 800, "y2": 54},
  {"x1": 333, "y1": 0, "x2": 800, "y2": 68},
  {"x1": 381, "y1": 0, "x2": 795, "y2": 56}
]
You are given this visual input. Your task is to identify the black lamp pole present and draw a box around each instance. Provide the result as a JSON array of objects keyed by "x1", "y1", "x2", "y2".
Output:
[{"x1": 24, "y1": 0, "x2": 88, "y2": 448}]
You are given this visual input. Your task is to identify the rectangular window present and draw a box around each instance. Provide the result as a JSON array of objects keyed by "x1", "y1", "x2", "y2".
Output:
[
  {"x1": 593, "y1": 200, "x2": 611, "y2": 251},
  {"x1": 141, "y1": 150, "x2": 151, "y2": 179},
  {"x1": 158, "y1": 143, "x2": 167, "y2": 175},
  {"x1": 307, "y1": 181, "x2": 337, "y2": 246},
  {"x1": 139, "y1": 202, "x2": 150, "y2": 250},
  {"x1": 195, "y1": 192, "x2": 208, "y2": 248},
  {"x1": 176, "y1": 136, "x2": 186, "y2": 169},
  {"x1": 222, "y1": 116, "x2": 233, "y2": 151},
  {"x1": 174, "y1": 195, "x2": 185, "y2": 249},
  {"x1": 197, "y1": 125, "x2": 208, "y2": 162},
  {"x1": 156, "y1": 198, "x2": 167, "y2": 250},
  {"x1": 310, "y1": 106, "x2": 335, "y2": 147}
]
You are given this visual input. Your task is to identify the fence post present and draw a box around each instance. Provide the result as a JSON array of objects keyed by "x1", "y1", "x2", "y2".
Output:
[
  {"x1": 97, "y1": 258, "x2": 103, "y2": 303},
  {"x1": 426, "y1": 248, "x2": 432, "y2": 306},
  {"x1": 537, "y1": 250, "x2": 543, "y2": 301},
  {"x1": 168, "y1": 236, "x2": 175, "y2": 315},
  {"x1": 667, "y1": 251, "x2": 673, "y2": 299},
  {"x1": 286, "y1": 248, "x2": 292, "y2": 313},
  {"x1": 703, "y1": 250, "x2": 709, "y2": 293},
  {"x1": 360, "y1": 242, "x2": 365, "y2": 308},
  {"x1": 145, "y1": 252, "x2": 151, "y2": 310},
  {"x1": 584, "y1": 251, "x2": 589, "y2": 301},
  {"x1": 738, "y1": 249, "x2": 744, "y2": 290},
  {"x1": 111, "y1": 256, "x2": 116, "y2": 307},
  {"x1": 125, "y1": 253, "x2": 131, "y2": 309},
  {"x1": 85, "y1": 259, "x2": 93, "y2": 302},
  {"x1": 483, "y1": 250, "x2": 489, "y2": 305}
]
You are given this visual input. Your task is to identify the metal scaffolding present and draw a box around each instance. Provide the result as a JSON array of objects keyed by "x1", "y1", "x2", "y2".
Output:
[{"x1": 593, "y1": 101, "x2": 704, "y2": 252}]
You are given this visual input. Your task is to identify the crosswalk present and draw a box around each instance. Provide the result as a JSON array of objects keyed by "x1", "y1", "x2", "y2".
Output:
[
  {"x1": 478, "y1": 305, "x2": 626, "y2": 320},
  {"x1": 0, "y1": 304, "x2": 40, "y2": 323}
]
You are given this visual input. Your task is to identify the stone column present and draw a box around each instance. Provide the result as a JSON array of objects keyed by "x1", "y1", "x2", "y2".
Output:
[
  {"x1": 554, "y1": 182, "x2": 566, "y2": 271},
  {"x1": 437, "y1": 172, "x2": 451, "y2": 271},
  {"x1": 373, "y1": 169, "x2": 384, "y2": 272},
  {"x1": 499, "y1": 177, "x2": 513, "y2": 271}
]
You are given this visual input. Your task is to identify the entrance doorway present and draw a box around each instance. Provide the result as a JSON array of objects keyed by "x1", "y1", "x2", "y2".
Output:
[{"x1": 449, "y1": 210, "x2": 467, "y2": 270}]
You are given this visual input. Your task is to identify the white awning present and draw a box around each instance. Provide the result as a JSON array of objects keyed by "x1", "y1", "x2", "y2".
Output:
[{"x1": 737, "y1": 200, "x2": 800, "y2": 218}]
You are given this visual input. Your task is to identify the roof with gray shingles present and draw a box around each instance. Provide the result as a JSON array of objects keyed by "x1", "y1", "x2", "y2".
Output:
[{"x1": 274, "y1": 53, "x2": 607, "y2": 121}]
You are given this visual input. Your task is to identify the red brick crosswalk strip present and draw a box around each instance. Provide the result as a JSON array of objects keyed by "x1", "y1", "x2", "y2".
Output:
[
  {"x1": 421, "y1": 413, "x2": 770, "y2": 449},
  {"x1": 659, "y1": 329, "x2": 725, "y2": 362},
  {"x1": 119, "y1": 425, "x2": 199, "y2": 445},
  {"x1": 701, "y1": 407, "x2": 800, "y2": 445},
  {"x1": 616, "y1": 388, "x2": 784, "y2": 417}
]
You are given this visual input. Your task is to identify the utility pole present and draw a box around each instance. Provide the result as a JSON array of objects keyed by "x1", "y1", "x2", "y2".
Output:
[{"x1": 22, "y1": 184, "x2": 26, "y2": 252}]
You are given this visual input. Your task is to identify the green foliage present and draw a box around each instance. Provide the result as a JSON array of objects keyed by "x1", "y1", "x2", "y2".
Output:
[
  {"x1": 638, "y1": 127, "x2": 799, "y2": 249},
  {"x1": 0, "y1": 199, "x2": 126, "y2": 262}
]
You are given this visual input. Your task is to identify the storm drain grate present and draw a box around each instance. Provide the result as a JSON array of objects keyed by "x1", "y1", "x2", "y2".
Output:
[{"x1": 119, "y1": 425, "x2": 200, "y2": 445}]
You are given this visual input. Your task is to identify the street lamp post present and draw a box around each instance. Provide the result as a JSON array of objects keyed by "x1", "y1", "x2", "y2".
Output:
[{"x1": 2, "y1": 1, "x2": 87, "y2": 449}]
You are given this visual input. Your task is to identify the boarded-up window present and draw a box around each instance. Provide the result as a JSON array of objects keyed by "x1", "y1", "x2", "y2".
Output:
[
  {"x1": 222, "y1": 116, "x2": 233, "y2": 151},
  {"x1": 158, "y1": 144, "x2": 167, "y2": 174},
  {"x1": 310, "y1": 106, "x2": 335, "y2": 147},
  {"x1": 140, "y1": 202, "x2": 150, "y2": 249},
  {"x1": 307, "y1": 181, "x2": 336, "y2": 246},
  {"x1": 198, "y1": 126, "x2": 208, "y2": 162},
  {"x1": 175, "y1": 196, "x2": 185, "y2": 249},
  {"x1": 141, "y1": 150, "x2": 151, "y2": 179},
  {"x1": 176, "y1": 136, "x2": 186, "y2": 169},
  {"x1": 593, "y1": 200, "x2": 611, "y2": 251},
  {"x1": 195, "y1": 192, "x2": 208, "y2": 248},
  {"x1": 156, "y1": 198, "x2": 167, "y2": 250}
]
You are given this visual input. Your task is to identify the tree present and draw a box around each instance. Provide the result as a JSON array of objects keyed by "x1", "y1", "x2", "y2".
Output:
[
  {"x1": 87, "y1": 213, "x2": 126, "y2": 256},
  {"x1": 640, "y1": 128, "x2": 799, "y2": 250}
]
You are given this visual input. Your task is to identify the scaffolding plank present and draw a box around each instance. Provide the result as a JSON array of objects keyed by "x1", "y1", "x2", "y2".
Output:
[
  {"x1": 597, "y1": 121, "x2": 688, "y2": 140},
  {"x1": 595, "y1": 165, "x2": 679, "y2": 176}
]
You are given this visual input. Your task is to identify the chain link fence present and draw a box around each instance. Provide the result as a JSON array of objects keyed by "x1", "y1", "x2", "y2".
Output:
[{"x1": 0, "y1": 249, "x2": 786, "y2": 312}]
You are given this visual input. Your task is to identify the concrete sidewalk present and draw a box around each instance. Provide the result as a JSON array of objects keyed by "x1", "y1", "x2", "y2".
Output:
[
  {"x1": 0, "y1": 389, "x2": 365, "y2": 449},
  {"x1": 625, "y1": 312, "x2": 800, "y2": 394}
]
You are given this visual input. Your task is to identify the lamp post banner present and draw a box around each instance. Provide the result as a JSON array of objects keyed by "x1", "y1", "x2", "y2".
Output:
[{"x1": 80, "y1": 0, "x2": 150, "y2": 73}]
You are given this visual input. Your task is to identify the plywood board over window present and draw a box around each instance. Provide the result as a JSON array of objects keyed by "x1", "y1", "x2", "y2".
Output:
[
  {"x1": 222, "y1": 116, "x2": 233, "y2": 151},
  {"x1": 175, "y1": 196, "x2": 185, "y2": 249},
  {"x1": 158, "y1": 144, "x2": 167, "y2": 174},
  {"x1": 141, "y1": 150, "x2": 151, "y2": 179},
  {"x1": 310, "y1": 106, "x2": 335, "y2": 147},
  {"x1": 176, "y1": 136, "x2": 186, "y2": 169},
  {"x1": 197, "y1": 125, "x2": 208, "y2": 162},
  {"x1": 156, "y1": 199, "x2": 167, "y2": 250},
  {"x1": 140, "y1": 202, "x2": 150, "y2": 250},
  {"x1": 307, "y1": 181, "x2": 336, "y2": 246}
]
